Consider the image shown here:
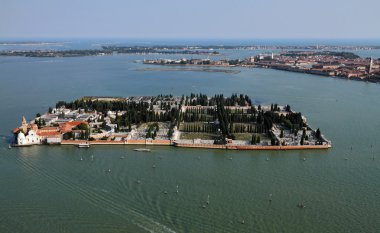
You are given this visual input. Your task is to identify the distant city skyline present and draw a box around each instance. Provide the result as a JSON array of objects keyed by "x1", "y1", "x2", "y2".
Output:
[{"x1": 1, "y1": 0, "x2": 380, "y2": 39}]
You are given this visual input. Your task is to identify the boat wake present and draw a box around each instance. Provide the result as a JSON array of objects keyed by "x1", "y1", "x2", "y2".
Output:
[{"x1": 15, "y1": 152, "x2": 176, "y2": 233}]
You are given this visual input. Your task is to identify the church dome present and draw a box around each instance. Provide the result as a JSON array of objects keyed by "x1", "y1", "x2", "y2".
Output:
[{"x1": 17, "y1": 132, "x2": 26, "y2": 140}]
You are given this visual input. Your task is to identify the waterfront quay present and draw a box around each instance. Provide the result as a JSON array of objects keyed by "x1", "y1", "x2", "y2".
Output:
[
  {"x1": 144, "y1": 51, "x2": 380, "y2": 82},
  {"x1": 12, "y1": 94, "x2": 331, "y2": 150}
]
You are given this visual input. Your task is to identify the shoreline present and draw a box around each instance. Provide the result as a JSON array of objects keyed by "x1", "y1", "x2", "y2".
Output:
[
  {"x1": 12, "y1": 94, "x2": 332, "y2": 150},
  {"x1": 13, "y1": 139, "x2": 331, "y2": 151},
  {"x1": 145, "y1": 63, "x2": 380, "y2": 83}
]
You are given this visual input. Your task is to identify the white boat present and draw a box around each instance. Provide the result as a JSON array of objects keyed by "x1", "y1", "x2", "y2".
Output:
[
  {"x1": 297, "y1": 203, "x2": 306, "y2": 208},
  {"x1": 134, "y1": 148, "x2": 151, "y2": 152},
  {"x1": 8, "y1": 144, "x2": 11, "y2": 149},
  {"x1": 77, "y1": 143, "x2": 90, "y2": 148}
]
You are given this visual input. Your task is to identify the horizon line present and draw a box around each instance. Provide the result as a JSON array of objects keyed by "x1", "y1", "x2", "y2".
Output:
[{"x1": 1, "y1": 36, "x2": 380, "y2": 40}]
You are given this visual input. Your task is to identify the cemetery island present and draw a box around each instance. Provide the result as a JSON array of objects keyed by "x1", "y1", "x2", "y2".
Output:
[{"x1": 12, "y1": 94, "x2": 331, "y2": 150}]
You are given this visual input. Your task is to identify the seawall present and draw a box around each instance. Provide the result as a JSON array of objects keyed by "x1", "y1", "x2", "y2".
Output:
[
  {"x1": 173, "y1": 143, "x2": 331, "y2": 150},
  {"x1": 61, "y1": 139, "x2": 171, "y2": 146}
]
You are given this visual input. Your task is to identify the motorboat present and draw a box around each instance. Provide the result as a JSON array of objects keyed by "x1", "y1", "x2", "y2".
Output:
[
  {"x1": 77, "y1": 143, "x2": 90, "y2": 148},
  {"x1": 134, "y1": 148, "x2": 151, "y2": 152}
]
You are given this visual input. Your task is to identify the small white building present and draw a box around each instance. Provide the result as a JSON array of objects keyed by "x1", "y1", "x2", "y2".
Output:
[{"x1": 46, "y1": 136, "x2": 62, "y2": 144}]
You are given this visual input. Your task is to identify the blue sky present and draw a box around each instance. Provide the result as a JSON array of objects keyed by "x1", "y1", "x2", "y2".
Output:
[{"x1": 1, "y1": 0, "x2": 379, "y2": 39}]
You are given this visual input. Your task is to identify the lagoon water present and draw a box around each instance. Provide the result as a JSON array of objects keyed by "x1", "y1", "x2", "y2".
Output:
[{"x1": 0, "y1": 41, "x2": 380, "y2": 232}]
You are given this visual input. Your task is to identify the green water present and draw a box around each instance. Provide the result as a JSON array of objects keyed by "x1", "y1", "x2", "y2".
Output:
[{"x1": 0, "y1": 54, "x2": 380, "y2": 233}]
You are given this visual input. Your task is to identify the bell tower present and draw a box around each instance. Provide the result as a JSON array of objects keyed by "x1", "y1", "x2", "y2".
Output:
[
  {"x1": 369, "y1": 57, "x2": 374, "y2": 74},
  {"x1": 21, "y1": 116, "x2": 28, "y2": 133}
]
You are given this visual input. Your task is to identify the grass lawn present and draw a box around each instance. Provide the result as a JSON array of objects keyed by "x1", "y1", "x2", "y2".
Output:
[
  {"x1": 233, "y1": 133, "x2": 270, "y2": 141},
  {"x1": 180, "y1": 132, "x2": 219, "y2": 140},
  {"x1": 233, "y1": 133, "x2": 252, "y2": 140}
]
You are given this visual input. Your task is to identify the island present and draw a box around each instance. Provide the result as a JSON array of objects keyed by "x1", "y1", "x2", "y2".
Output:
[
  {"x1": 0, "y1": 46, "x2": 220, "y2": 57},
  {"x1": 12, "y1": 94, "x2": 331, "y2": 150},
  {"x1": 144, "y1": 51, "x2": 380, "y2": 83}
]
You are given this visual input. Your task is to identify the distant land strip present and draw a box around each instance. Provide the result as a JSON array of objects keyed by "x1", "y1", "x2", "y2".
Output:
[
  {"x1": 1, "y1": 44, "x2": 380, "y2": 57},
  {"x1": 135, "y1": 67, "x2": 241, "y2": 74}
]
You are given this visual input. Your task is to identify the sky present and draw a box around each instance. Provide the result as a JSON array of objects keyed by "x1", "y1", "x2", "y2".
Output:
[{"x1": 1, "y1": 0, "x2": 380, "y2": 39}]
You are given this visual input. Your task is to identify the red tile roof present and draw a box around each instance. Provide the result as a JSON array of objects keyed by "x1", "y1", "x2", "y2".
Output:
[
  {"x1": 37, "y1": 131, "x2": 62, "y2": 136},
  {"x1": 38, "y1": 127, "x2": 59, "y2": 132},
  {"x1": 59, "y1": 121, "x2": 87, "y2": 133}
]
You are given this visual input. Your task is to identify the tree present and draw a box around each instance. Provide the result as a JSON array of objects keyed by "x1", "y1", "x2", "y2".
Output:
[
  {"x1": 316, "y1": 128, "x2": 321, "y2": 140},
  {"x1": 251, "y1": 134, "x2": 256, "y2": 145},
  {"x1": 285, "y1": 105, "x2": 291, "y2": 112},
  {"x1": 271, "y1": 138, "x2": 276, "y2": 146},
  {"x1": 153, "y1": 131, "x2": 157, "y2": 139},
  {"x1": 77, "y1": 123, "x2": 88, "y2": 131},
  {"x1": 168, "y1": 128, "x2": 174, "y2": 138},
  {"x1": 63, "y1": 132, "x2": 74, "y2": 140},
  {"x1": 294, "y1": 129, "x2": 298, "y2": 137},
  {"x1": 85, "y1": 129, "x2": 90, "y2": 139},
  {"x1": 101, "y1": 121, "x2": 107, "y2": 130}
]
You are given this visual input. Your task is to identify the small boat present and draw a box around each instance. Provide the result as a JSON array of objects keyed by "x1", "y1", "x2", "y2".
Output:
[
  {"x1": 152, "y1": 164, "x2": 156, "y2": 168},
  {"x1": 80, "y1": 156, "x2": 83, "y2": 161},
  {"x1": 91, "y1": 155, "x2": 94, "y2": 161},
  {"x1": 134, "y1": 148, "x2": 151, "y2": 152},
  {"x1": 77, "y1": 143, "x2": 90, "y2": 148},
  {"x1": 8, "y1": 144, "x2": 11, "y2": 149},
  {"x1": 297, "y1": 202, "x2": 306, "y2": 208},
  {"x1": 206, "y1": 194, "x2": 210, "y2": 205},
  {"x1": 176, "y1": 185, "x2": 179, "y2": 193}
]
